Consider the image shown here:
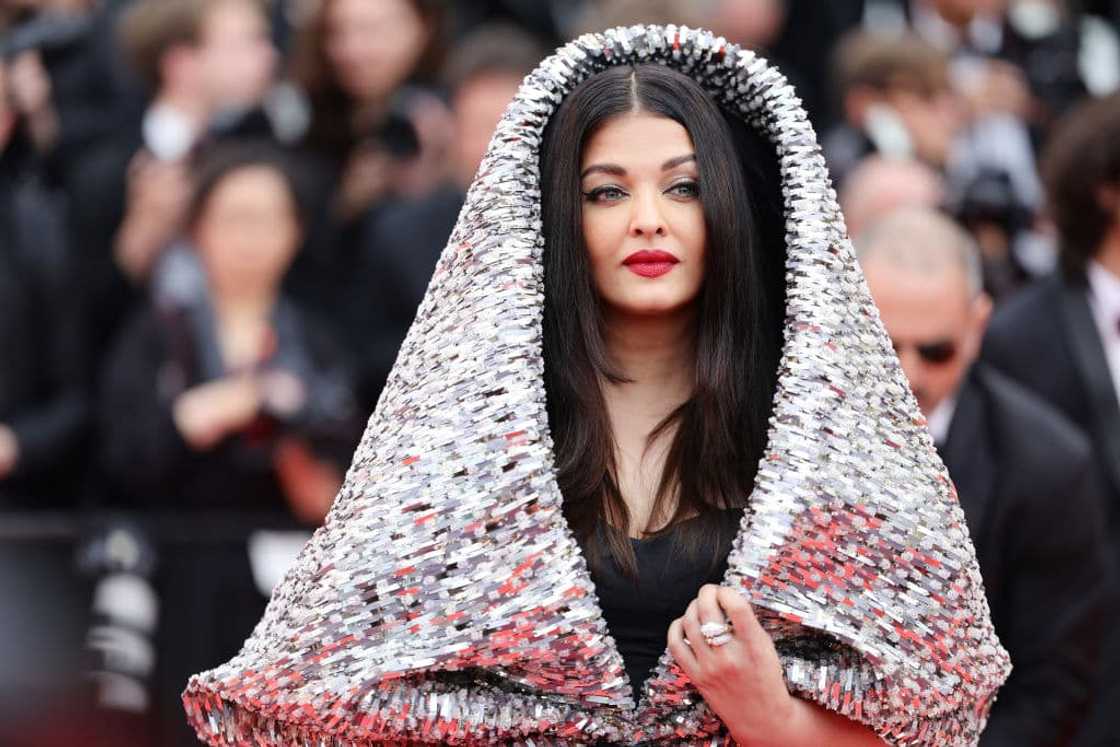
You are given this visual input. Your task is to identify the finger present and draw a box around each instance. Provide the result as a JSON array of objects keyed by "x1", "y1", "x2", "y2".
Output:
[
  {"x1": 717, "y1": 585, "x2": 765, "y2": 648},
  {"x1": 680, "y1": 602, "x2": 711, "y2": 661},
  {"x1": 666, "y1": 617, "x2": 698, "y2": 674},
  {"x1": 682, "y1": 598, "x2": 701, "y2": 638},
  {"x1": 696, "y1": 583, "x2": 727, "y2": 632},
  {"x1": 127, "y1": 151, "x2": 153, "y2": 181}
]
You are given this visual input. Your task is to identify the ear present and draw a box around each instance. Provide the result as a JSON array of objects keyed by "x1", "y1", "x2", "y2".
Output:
[{"x1": 967, "y1": 291, "x2": 993, "y2": 358}]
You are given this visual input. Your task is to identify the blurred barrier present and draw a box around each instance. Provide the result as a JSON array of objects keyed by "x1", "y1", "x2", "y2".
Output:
[{"x1": 0, "y1": 509, "x2": 300, "y2": 747}]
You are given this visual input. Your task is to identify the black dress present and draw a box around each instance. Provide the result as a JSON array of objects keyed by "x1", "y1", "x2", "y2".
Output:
[{"x1": 586, "y1": 508, "x2": 745, "y2": 703}]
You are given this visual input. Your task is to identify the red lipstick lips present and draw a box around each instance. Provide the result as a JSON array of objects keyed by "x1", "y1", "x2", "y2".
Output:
[{"x1": 622, "y1": 249, "x2": 679, "y2": 278}]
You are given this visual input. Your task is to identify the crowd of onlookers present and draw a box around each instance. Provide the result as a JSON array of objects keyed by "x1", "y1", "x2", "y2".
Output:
[{"x1": 1, "y1": 1, "x2": 1118, "y2": 745}]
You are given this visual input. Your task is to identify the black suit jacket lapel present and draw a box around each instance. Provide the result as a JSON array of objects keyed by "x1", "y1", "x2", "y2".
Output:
[
  {"x1": 940, "y1": 370, "x2": 997, "y2": 546},
  {"x1": 1059, "y1": 281, "x2": 1120, "y2": 495}
]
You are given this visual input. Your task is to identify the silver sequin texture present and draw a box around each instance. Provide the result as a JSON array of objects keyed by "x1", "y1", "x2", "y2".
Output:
[{"x1": 183, "y1": 25, "x2": 1011, "y2": 745}]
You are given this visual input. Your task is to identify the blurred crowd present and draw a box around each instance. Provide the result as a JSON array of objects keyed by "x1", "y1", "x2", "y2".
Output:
[{"x1": 0, "y1": 1, "x2": 1118, "y2": 745}]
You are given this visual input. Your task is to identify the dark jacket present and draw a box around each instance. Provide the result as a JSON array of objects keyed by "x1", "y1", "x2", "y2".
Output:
[
  {"x1": 97, "y1": 296, "x2": 362, "y2": 514},
  {"x1": 981, "y1": 273, "x2": 1120, "y2": 522},
  {"x1": 941, "y1": 364, "x2": 1113, "y2": 746},
  {"x1": 980, "y1": 273, "x2": 1120, "y2": 747},
  {"x1": 0, "y1": 142, "x2": 89, "y2": 508}
]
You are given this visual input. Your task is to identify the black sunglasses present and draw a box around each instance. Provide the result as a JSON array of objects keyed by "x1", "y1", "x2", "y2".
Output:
[{"x1": 890, "y1": 338, "x2": 958, "y2": 365}]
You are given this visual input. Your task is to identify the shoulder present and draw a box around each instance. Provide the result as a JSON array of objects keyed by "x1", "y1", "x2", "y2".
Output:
[
  {"x1": 102, "y1": 307, "x2": 172, "y2": 370},
  {"x1": 973, "y1": 364, "x2": 1092, "y2": 478},
  {"x1": 986, "y1": 275, "x2": 1065, "y2": 338},
  {"x1": 366, "y1": 186, "x2": 464, "y2": 251},
  {"x1": 282, "y1": 298, "x2": 358, "y2": 370},
  {"x1": 982, "y1": 275, "x2": 1070, "y2": 368}
]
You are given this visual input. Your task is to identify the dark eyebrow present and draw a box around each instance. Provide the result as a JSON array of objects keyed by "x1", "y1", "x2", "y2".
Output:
[
  {"x1": 579, "y1": 153, "x2": 696, "y2": 179},
  {"x1": 661, "y1": 153, "x2": 696, "y2": 170}
]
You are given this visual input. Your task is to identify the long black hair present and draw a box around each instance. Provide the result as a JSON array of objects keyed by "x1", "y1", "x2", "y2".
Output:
[{"x1": 540, "y1": 63, "x2": 787, "y2": 576}]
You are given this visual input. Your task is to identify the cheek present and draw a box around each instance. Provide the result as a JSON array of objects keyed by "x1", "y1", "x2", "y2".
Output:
[
  {"x1": 666, "y1": 204, "x2": 707, "y2": 283},
  {"x1": 679, "y1": 208, "x2": 707, "y2": 260},
  {"x1": 922, "y1": 363, "x2": 963, "y2": 403},
  {"x1": 581, "y1": 209, "x2": 627, "y2": 273}
]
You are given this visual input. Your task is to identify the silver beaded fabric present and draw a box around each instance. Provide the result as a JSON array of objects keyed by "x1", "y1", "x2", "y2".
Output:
[{"x1": 183, "y1": 24, "x2": 1010, "y2": 746}]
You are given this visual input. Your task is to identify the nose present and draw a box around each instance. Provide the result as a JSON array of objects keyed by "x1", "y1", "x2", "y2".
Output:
[{"x1": 628, "y1": 188, "x2": 667, "y2": 238}]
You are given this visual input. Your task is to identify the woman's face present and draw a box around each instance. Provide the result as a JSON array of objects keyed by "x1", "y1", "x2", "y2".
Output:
[
  {"x1": 579, "y1": 113, "x2": 707, "y2": 319},
  {"x1": 324, "y1": 0, "x2": 427, "y2": 104},
  {"x1": 194, "y1": 165, "x2": 301, "y2": 296},
  {"x1": 197, "y1": 0, "x2": 277, "y2": 112}
]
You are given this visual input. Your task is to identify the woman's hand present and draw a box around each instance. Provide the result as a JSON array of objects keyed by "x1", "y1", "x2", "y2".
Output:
[
  {"x1": 114, "y1": 151, "x2": 192, "y2": 282},
  {"x1": 668, "y1": 584, "x2": 795, "y2": 744},
  {"x1": 172, "y1": 375, "x2": 264, "y2": 451},
  {"x1": 7, "y1": 50, "x2": 59, "y2": 152},
  {"x1": 667, "y1": 584, "x2": 885, "y2": 747}
]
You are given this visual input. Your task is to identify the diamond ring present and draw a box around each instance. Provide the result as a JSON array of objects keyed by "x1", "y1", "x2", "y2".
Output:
[
  {"x1": 706, "y1": 631, "x2": 734, "y2": 647},
  {"x1": 699, "y1": 621, "x2": 729, "y2": 639}
]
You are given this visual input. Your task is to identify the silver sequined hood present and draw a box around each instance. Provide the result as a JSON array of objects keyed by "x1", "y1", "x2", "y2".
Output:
[{"x1": 184, "y1": 25, "x2": 1011, "y2": 746}]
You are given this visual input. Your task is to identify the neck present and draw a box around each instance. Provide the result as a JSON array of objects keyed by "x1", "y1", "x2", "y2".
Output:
[
  {"x1": 1095, "y1": 227, "x2": 1120, "y2": 279},
  {"x1": 600, "y1": 307, "x2": 697, "y2": 420},
  {"x1": 211, "y1": 289, "x2": 276, "y2": 322}
]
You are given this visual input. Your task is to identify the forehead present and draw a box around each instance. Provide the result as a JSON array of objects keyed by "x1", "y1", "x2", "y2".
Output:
[
  {"x1": 329, "y1": 0, "x2": 414, "y2": 26},
  {"x1": 580, "y1": 113, "x2": 695, "y2": 170},
  {"x1": 863, "y1": 261, "x2": 972, "y2": 337},
  {"x1": 203, "y1": 0, "x2": 265, "y2": 32},
  {"x1": 208, "y1": 166, "x2": 290, "y2": 203}
]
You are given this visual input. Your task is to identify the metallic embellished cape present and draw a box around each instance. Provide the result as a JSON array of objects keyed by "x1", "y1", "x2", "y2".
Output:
[{"x1": 183, "y1": 25, "x2": 1010, "y2": 746}]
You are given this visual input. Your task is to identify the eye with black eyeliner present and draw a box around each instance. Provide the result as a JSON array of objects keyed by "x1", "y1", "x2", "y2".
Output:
[
  {"x1": 582, "y1": 185, "x2": 627, "y2": 203},
  {"x1": 667, "y1": 180, "x2": 699, "y2": 198}
]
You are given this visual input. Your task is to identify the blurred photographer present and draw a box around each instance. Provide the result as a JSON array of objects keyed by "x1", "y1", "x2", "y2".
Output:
[
  {"x1": 2, "y1": 0, "x2": 152, "y2": 181},
  {"x1": 351, "y1": 22, "x2": 547, "y2": 407},
  {"x1": 98, "y1": 142, "x2": 360, "y2": 522},
  {"x1": 0, "y1": 50, "x2": 88, "y2": 510},
  {"x1": 67, "y1": 0, "x2": 282, "y2": 390},
  {"x1": 825, "y1": 31, "x2": 968, "y2": 184},
  {"x1": 95, "y1": 144, "x2": 361, "y2": 744},
  {"x1": 283, "y1": 0, "x2": 453, "y2": 408}
]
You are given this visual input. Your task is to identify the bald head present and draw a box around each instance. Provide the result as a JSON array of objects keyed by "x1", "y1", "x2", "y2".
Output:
[
  {"x1": 856, "y1": 207, "x2": 983, "y2": 299},
  {"x1": 840, "y1": 156, "x2": 946, "y2": 238},
  {"x1": 857, "y1": 208, "x2": 992, "y2": 418}
]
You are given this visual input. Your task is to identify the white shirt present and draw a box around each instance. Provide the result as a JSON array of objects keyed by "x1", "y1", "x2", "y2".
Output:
[
  {"x1": 1085, "y1": 260, "x2": 1120, "y2": 405},
  {"x1": 926, "y1": 393, "x2": 958, "y2": 447}
]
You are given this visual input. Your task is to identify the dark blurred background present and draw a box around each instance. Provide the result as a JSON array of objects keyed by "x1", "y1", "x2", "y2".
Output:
[{"x1": 0, "y1": 1, "x2": 1118, "y2": 744}]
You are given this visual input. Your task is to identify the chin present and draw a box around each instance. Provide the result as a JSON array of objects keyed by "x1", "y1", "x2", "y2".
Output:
[{"x1": 611, "y1": 296, "x2": 697, "y2": 319}]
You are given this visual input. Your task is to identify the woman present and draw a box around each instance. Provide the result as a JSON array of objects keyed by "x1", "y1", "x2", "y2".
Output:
[
  {"x1": 540, "y1": 63, "x2": 880, "y2": 744},
  {"x1": 100, "y1": 143, "x2": 361, "y2": 522},
  {"x1": 185, "y1": 26, "x2": 1009, "y2": 745},
  {"x1": 292, "y1": 0, "x2": 450, "y2": 216},
  {"x1": 288, "y1": 0, "x2": 452, "y2": 409},
  {"x1": 102, "y1": 142, "x2": 364, "y2": 745}
]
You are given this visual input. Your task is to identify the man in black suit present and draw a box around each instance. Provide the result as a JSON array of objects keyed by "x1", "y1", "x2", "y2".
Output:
[
  {"x1": 981, "y1": 92, "x2": 1120, "y2": 747},
  {"x1": 859, "y1": 207, "x2": 1113, "y2": 746}
]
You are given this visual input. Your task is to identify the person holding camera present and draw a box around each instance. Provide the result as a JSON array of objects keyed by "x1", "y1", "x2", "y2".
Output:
[
  {"x1": 67, "y1": 0, "x2": 280, "y2": 392},
  {"x1": 98, "y1": 143, "x2": 361, "y2": 522},
  {"x1": 97, "y1": 143, "x2": 362, "y2": 746}
]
